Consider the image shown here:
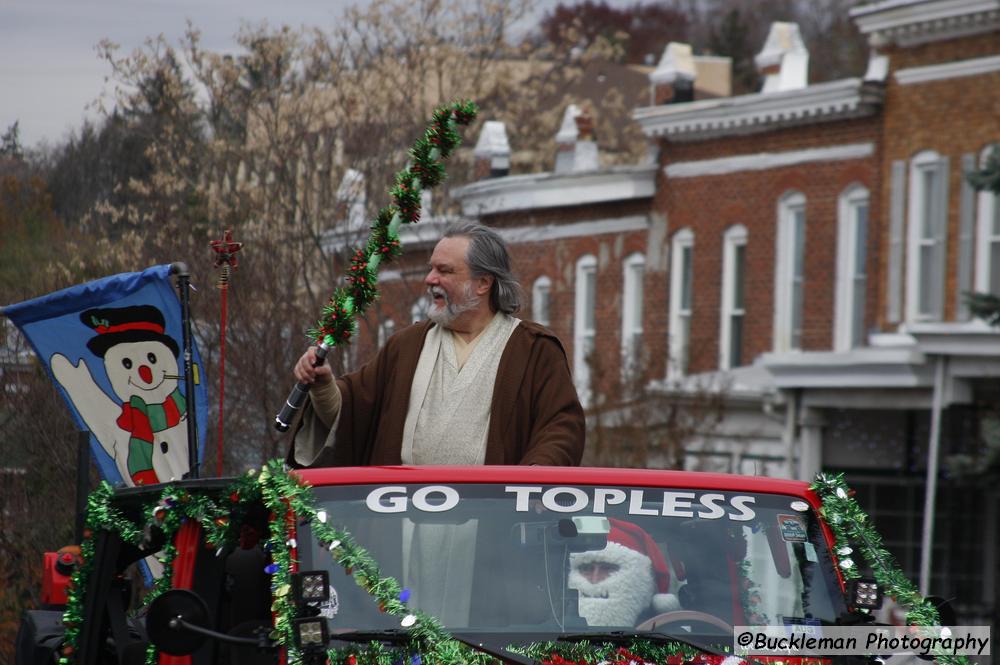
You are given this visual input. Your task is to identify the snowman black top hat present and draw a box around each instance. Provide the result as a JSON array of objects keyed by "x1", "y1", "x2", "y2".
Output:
[{"x1": 82, "y1": 305, "x2": 180, "y2": 358}]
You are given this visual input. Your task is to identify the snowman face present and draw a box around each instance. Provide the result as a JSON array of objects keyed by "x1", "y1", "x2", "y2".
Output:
[{"x1": 104, "y1": 340, "x2": 180, "y2": 403}]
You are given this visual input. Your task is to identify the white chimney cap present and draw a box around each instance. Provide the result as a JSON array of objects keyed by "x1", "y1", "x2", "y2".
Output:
[
  {"x1": 755, "y1": 22, "x2": 807, "y2": 70},
  {"x1": 555, "y1": 104, "x2": 581, "y2": 144},
  {"x1": 650, "y1": 42, "x2": 695, "y2": 85},
  {"x1": 474, "y1": 120, "x2": 511, "y2": 157},
  {"x1": 756, "y1": 22, "x2": 809, "y2": 92}
]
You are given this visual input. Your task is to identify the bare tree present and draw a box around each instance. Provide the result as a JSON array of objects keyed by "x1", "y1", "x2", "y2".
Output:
[{"x1": 584, "y1": 344, "x2": 728, "y2": 469}]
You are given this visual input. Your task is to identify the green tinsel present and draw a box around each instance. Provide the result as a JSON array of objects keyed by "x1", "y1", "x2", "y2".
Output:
[
  {"x1": 310, "y1": 100, "x2": 478, "y2": 348},
  {"x1": 60, "y1": 461, "x2": 922, "y2": 665},
  {"x1": 59, "y1": 481, "x2": 144, "y2": 664},
  {"x1": 252, "y1": 459, "x2": 495, "y2": 664},
  {"x1": 347, "y1": 246, "x2": 380, "y2": 309},
  {"x1": 390, "y1": 171, "x2": 423, "y2": 224},
  {"x1": 811, "y1": 472, "x2": 971, "y2": 665}
]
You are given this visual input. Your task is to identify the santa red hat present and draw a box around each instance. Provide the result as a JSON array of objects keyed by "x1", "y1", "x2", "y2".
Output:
[{"x1": 605, "y1": 518, "x2": 680, "y2": 613}]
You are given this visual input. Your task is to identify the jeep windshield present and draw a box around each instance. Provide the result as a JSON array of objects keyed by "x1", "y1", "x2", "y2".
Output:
[{"x1": 295, "y1": 470, "x2": 847, "y2": 649}]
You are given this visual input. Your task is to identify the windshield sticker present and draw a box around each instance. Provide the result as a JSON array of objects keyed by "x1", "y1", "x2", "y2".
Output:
[
  {"x1": 804, "y1": 542, "x2": 818, "y2": 562},
  {"x1": 318, "y1": 586, "x2": 339, "y2": 620},
  {"x1": 778, "y1": 514, "x2": 808, "y2": 542},
  {"x1": 790, "y1": 500, "x2": 810, "y2": 512},
  {"x1": 505, "y1": 486, "x2": 756, "y2": 521}
]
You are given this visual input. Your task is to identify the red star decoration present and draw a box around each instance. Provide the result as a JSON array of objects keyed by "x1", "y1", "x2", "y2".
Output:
[{"x1": 210, "y1": 230, "x2": 243, "y2": 269}]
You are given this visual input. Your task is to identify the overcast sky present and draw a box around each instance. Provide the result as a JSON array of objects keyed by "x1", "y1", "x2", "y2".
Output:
[{"x1": 0, "y1": 0, "x2": 566, "y2": 149}]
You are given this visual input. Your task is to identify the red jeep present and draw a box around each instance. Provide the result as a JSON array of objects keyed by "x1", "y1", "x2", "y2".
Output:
[{"x1": 18, "y1": 465, "x2": 871, "y2": 665}]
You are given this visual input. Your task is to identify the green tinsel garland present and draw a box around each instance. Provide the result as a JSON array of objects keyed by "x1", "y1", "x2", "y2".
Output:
[
  {"x1": 308, "y1": 100, "x2": 478, "y2": 347},
  {"x1": 60, "y1": 467, "x2": 968, "y2": 665},
  {"x1": 810, "y1": 473, "x2": 971, "y2": 665}
]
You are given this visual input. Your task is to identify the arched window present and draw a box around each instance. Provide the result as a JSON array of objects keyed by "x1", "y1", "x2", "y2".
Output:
[
  {"x1": 532, "y1": 275, "x2": 552, "y2": 327},
  {"x1": 774, "y1": 192, "x2": 806, "y2": 352},
  {"x1": 669, "y1": 229, "x2": 694, "y2": 379},
  {"x1": 719, "y1": 225, "x2": 747, "y2": 369},
  {"x1": 574, "y1": 255, "x2": 597, "y2": 404},
  {"x1": 835, "y1": 185, "x2": 870, "y2": 350}
]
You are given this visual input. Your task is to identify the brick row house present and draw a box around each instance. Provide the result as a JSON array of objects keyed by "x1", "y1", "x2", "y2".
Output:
[{"x1": 347, "y1": 0, "x2": 1000, "y2": 623}]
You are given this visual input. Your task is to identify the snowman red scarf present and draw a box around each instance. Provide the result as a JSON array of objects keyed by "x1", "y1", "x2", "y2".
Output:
[{"x1": 116, "y1": 388, "x2": 186, "y2": 485}]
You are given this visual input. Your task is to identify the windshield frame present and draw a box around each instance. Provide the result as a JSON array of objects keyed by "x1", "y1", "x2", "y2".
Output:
[{"x1": 294, "y1": 467, "x2": 848, "y2": 647}]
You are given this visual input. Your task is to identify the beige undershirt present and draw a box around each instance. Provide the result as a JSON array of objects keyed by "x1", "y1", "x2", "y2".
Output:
[
  {"x1": 403, "y1": 313, "x2": 519, "y2": 465},
  {"x1": 451, "y1": 326, "x2": 485, "y2": 369}
]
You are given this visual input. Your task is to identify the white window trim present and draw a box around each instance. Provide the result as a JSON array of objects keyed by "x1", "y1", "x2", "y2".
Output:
[
  {"x1": 719, "y1": 224, "x2": 748, "y2": 369},
  {"x1": 974, "y1": 144, "x2": 1000, "y2": 295},
  {"x1": 621, "y1": 252, "x2": 645, "y2": 377},
  {"x1": 574, "y1": 255, "x2": 598, "y2": 404},
  {"x1": 668, "y1": 229, "x2": 694, "y2": 380},
  {"x1": 834, "y1": 185, "x2": 870, "y2": 351},
  {"x1": 773, "y1": 192, "x2": 806, "y2": 353},
  {"x1": 532, "y1": 275, "x2": 552, "y2": 327},
  {"x1": 905, "y1": 150, "x2": 946, "y2": 322}
]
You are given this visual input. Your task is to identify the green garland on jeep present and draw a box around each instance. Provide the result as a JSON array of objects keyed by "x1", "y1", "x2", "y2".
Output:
[{"x1": 55, "y1": 463, "x2": 971, "y2": 665}]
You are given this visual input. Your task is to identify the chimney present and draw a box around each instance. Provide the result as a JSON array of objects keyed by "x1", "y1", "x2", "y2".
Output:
[
  {"x1": 473, "y1": 120, "x2": 511, "y2": 180},
  {"x1": 650, "y1": 42, "x2": 696, "y2": 105},
  {"x1": 755, "y1": 22, "x2": 809, "y2": 93},
  {"x1": 554, "y1": 105, "x2": 599, "y2": 174}
]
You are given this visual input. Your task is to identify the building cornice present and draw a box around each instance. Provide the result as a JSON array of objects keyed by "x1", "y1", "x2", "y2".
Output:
[
  {"x1": 632, "y1": 78, "x2": 884, "y2": 141},
  {"x1": 901, "y1": 320, "x2": 1000, "y2": 355},
  {"x1": 760, "y1": 347, "x2": 931, "y2": 389},
  {"x1": 665, "y1": 143, "x2": 875, "y2": 179},
  {"x1": 850, "y1": 0, "x2": 1000, "y2": 47},
  {"x1": 453, "y1": 165, "x2": 656, "y2": 216},
  {"x1": 895, "y1": 53, "x2": 1000, "y2": 84}
]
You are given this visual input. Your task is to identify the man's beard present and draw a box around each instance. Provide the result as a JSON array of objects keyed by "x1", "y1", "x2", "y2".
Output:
[{"x1": 427, "y1": 282, "x2": 481, "y2": 327}]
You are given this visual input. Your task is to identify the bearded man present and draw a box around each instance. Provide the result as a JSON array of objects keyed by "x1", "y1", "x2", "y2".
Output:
[{"x1": 287, "y1": 223, "x2": 584, "y2": 467}]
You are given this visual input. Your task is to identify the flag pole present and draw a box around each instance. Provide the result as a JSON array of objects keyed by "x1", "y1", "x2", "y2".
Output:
[
  {"x1": 75, "y1": 430, "x2": 89, "y2": 542},
  {"x1": 171, "y1": 262, "x2": 200, "y2": 479},
  {"x1": 209, "y1": 231, "x2": 242, "y2": 477}
]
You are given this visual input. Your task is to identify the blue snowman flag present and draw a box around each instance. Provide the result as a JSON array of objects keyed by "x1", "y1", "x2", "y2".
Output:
[{"x1": 2, "y1": 265, "x2": 208, "y2": 487}]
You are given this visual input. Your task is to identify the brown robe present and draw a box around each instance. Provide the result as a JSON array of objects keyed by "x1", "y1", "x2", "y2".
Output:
[{"x1": 288, "y1": 319, "x2": 585, "y2": 467}]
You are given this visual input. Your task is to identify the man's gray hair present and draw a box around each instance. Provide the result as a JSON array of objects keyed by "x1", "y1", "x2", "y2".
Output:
[{"x1": 444, "y1": 222, "x2": 522, "y2": 314}]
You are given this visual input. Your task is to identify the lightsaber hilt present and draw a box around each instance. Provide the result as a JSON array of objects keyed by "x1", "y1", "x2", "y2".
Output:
[{"x1": 274, "y1": 342, "x2": 329, "y2": 432}]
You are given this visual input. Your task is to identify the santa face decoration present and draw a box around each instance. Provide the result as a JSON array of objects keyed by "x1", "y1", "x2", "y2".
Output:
[
  {"x1": 568, "y1": 518, "x2": 680, "y2": 627},
  {"x1": 569, "y1": 543, "x2": 656, "y2": 626}
]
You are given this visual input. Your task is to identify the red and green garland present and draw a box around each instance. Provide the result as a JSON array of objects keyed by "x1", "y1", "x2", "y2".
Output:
[
  {"x1": 810, "y1": 473, "x2": 970, "y2": 665},
  {"x1": 59, "y1": 468, "x2": 968, "y2": 665},
  {"x1": 308, "y1": 101, "x2": 478, "y2": 347}
]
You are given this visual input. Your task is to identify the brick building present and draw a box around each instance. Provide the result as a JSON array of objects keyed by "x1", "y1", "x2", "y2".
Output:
[
  {"x1": 342, "y1": 0, "x2": 1000, "y2": 623},
  {"x1": 358, "y1": 0, "x2": 997, "y2": 624}
]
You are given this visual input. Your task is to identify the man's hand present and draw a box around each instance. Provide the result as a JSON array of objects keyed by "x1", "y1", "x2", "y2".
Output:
[{"x1": 293, "y1": 346, "x2": 334, "y2": 385}]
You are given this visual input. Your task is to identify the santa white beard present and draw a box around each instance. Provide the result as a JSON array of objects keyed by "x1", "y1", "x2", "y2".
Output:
[{"x1": 568, "y1": 542, "x2": 656, "y2": 627}]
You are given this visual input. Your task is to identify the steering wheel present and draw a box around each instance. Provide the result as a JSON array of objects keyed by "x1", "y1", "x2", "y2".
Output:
[{"x1": 635, "y1": 610, "x2": 733, "y2": 634}]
